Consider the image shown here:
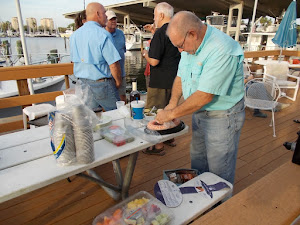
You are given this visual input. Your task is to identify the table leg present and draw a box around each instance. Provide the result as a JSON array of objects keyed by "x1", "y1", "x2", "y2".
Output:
[
  {"x1": 78, "y1": 153, "x2": 138, "y2": 201},
  {"x1": 112, "y1": 159, "x2": 123, "y2": 190},
  {"x1": 121, "y1": 152, "x2": 139, "y2": 200},
  {"x1": 78, "y1": 170, "x2": 121, "y2": 200}
]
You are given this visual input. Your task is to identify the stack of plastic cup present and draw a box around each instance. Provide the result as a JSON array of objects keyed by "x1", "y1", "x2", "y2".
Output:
[
  {"x1": 53, "y1": 112, "x2": 76, "y2": 166},
  {"x1": 72, "y1": 104, "x2": 94, "y2": 164}
]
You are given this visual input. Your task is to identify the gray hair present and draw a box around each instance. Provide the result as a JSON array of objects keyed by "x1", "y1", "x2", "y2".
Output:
[
  {"x1": 167, "y1": 11, "x2": 202, "y2": 37},
  {"x1": 155, "y1": 2, "x2": 174, "y2": 18}
]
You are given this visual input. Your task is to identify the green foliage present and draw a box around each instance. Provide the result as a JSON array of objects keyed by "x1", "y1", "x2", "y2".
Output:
[
  {"x1": 0, "y1": 21, "x2": 11, "y2": 32},
  {"x1": 58, "y1": 27, "x2": 67, "y2": 33},
  {"x1": 67, "y1": 23, "x2": 75, "y2": 30},
  {"x1": 260, "y1": 17, "x2": 272, "y2": 27}
]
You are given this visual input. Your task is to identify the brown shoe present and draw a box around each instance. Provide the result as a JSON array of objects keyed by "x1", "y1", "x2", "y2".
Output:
[{"x1": 142, "y1": 146, "x2": 165, "y2": 156}]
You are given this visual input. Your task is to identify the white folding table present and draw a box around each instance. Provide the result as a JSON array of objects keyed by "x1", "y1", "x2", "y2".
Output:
[
  {"x1": 172, "y1": 172, "x2": 233, "y2": 225},
  {"x1": 0, "y1": 109, "x2": 188, "y2": 203}
]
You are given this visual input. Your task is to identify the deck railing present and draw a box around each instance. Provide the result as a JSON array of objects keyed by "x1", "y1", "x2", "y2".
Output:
[
  {"x1": 0, "y1": 63, "x2": 73, "y2": 133},
  {"x1": 244, "y1": 50, "x2": 300, "y2": 71},
  {"x1": 0, "y1": 50, "x2": 300, "y2": 133}
]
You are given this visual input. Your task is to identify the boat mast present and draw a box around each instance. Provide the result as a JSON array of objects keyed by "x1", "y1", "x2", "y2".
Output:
[{"x1": 15, "y1": 0, "x2": 34, "y2": 95}]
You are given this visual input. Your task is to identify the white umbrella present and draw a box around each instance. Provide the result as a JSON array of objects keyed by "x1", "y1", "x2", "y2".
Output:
[{"x1": 15, "y1": 0, "x2": 34, "y2": 95}]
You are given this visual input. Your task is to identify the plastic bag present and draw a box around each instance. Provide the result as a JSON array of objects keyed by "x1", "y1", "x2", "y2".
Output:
[
  {"x1": 162, "y1": 120, "x2": 177, "y2": 129},
  {"x1": 124, "y1": 118, "x2": 162, "y2": 144},
  {"x1": 61, "y1": 87, "x2": 101, "y2": 129},
  {"x1": 49, "y1": 102, "x2": 96, "y2": 166},
  {"x1": 75, "y1": 79, "x2": 98, "y2": 111}
]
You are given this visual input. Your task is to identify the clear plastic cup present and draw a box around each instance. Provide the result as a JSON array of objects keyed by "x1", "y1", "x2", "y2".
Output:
[{"x1": 116, "y1": 101, "x2": 125, "y2": 109}]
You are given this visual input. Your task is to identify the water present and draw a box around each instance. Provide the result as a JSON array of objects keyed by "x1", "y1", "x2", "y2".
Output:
[
  {"x1": 1, "y1": 37, "x2": 70, "y2": 64},
  {"x1": 1, "y1": 37, "x2": 147, "y2": 90},
  {"x1": 0, "y1": 37, "x2": 147, "y2": 118}
]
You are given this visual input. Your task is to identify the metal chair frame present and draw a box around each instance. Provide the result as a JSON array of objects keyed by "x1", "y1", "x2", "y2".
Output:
[{"x1": 245, "y1": 78, "x2": 281, "y2": 137}]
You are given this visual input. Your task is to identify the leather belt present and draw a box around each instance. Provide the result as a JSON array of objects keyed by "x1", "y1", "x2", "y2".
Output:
[{"x1": 96, "y1": 78, "x2": 112, "y2": 82}]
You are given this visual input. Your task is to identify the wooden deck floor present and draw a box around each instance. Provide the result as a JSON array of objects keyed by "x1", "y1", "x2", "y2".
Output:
[{"x1": 0, "y1": 94, "x2": 299, "y2": 225}]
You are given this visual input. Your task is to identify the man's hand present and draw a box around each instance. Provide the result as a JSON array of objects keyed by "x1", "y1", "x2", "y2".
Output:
[
  {"x1": 142, "y1": 49, "x2": 148, "y2": 57},
  {"x1": 143, "y1": 24, "x2": 155, "y2": 34},
  {"x1": 156, "y1": 109, "x2": 174, "y2": 124}
]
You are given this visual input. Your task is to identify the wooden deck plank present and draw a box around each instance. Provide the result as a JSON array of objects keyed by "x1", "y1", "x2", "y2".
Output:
[{"x1": 0, "y1": 94, "x2": 299, "y2": 224}]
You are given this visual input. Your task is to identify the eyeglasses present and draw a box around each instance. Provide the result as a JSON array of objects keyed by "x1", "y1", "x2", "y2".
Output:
[{"x1": 177, "y1": 31, "x2": 188, "y2": 49}]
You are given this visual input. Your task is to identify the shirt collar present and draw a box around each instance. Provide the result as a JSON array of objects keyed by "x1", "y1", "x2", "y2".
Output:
[
  {"x1": 85, "y1": 21, "x2": 103, "y2": 28},
  {"x1": 194, "y1": 24, "x2": 211, "y2": 56}
]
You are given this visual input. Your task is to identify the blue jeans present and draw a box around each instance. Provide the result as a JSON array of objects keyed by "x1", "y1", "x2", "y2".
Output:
[
  {"x1": 190, "y1": 98, "x2": 245, "y2": 185},
  {"x1": 78, "y1": 78, "x2": 120, "y2": 111}
]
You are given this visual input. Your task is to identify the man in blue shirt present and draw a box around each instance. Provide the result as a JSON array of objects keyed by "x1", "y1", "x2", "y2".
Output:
[
  {"x1": 105, "y1": 10, "x2": 127, "y2": 102},
  {"x1": 70, "y1": 2, "x2": 122, "y2": 111},
  {"x1": 156, "y1": 11, "x2": 245, "y2": 186}
]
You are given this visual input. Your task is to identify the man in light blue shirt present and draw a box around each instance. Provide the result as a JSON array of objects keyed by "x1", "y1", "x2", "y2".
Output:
[
  {"x1": 70, "y1": 2, "x2": 122, "y2": 111},
  {"x1": 156, "y1": 11, "x2": 245, "y2": 186},
  {"x1": 105, "y1": 10, "x2": 127, "y2": 102}
]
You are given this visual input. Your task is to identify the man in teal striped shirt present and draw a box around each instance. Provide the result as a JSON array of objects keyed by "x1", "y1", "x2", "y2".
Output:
[{"x1": 156, "y1": 11, "x2": 245, "y2": 186}]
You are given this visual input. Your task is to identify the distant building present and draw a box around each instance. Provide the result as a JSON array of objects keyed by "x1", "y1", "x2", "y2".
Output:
[
  {"x1": 40, "y1": 18, "x2": 54, "y2": 32},
  {"x1": 26, "y1": 18, "x2": 37, "y2": 33},
  {"x1": 11, "y1": 17, "x2": 19, "y2": 31}
]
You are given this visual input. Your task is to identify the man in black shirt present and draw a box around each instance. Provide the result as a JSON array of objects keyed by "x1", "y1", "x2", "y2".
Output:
[{"x1": 142, "y1": 2, "x2": 180, "y2": 155}]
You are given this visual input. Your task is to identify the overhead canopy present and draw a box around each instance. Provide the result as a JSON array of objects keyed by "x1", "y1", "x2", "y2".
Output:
[{"x1": 63, "y1": 0, "x2": 299, "y2": 25}]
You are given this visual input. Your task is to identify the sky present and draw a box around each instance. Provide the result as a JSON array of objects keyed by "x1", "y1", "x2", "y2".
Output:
[{"x1": 0, "y1": 0, "x2": 132, "y2": 27}]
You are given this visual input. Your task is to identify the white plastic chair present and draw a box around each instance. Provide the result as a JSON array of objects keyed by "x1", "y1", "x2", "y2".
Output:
[
  {"x1": 245, "y1": 78, "x2": 281, "y2": 137},
  {"x1": 263, "y1": 61, "x2": 300, "y2": 101},
  {"x1": 23, "y1": 103, "x2": 55, "y2": 129}
]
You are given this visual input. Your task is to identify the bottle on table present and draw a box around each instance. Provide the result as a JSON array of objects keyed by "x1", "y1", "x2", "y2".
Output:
[{"x1": 130, "y1": 78, "x2": 140, "y2": 102}]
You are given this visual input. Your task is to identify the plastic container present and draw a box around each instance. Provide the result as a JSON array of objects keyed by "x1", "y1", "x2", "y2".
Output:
[
  {"x1": 100, "y1": 125, "x2": 135, "y2": 146},
  {"x1": 144, "y1": 112, "x2": 156, "y2": 122},
  {"x1": 163, "y1": 169, "x2": 199, "y2": 186},
  {"x1": 93, "y1": 191, "x2": 174, "y2": 225}
]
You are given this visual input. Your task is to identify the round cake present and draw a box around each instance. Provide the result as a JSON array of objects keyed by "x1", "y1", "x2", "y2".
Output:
[{"x1": 147, "y1": 118, "x2": 181, "y2": 131}]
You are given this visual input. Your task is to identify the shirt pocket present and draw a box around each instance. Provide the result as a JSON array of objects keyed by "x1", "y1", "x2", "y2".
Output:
[{"x1": 191, "y1": 65, "x2": 203, "y2": 91}]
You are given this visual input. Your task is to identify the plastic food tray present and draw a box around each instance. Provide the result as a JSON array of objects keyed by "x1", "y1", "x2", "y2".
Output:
[
  {"x1": 93, "y1": 191, "x2": 174, "y2": 225},
  {"x1": 100, "y1": 125, "x2": 135, "y2": 147}
]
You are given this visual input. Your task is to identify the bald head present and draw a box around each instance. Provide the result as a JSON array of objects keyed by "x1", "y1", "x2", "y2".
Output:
[
  {"x1": 86, "y1": 2, "x2": 107, "y2": 26},
  {"x1": 167, "y1": 11, "x2": 203, "y2": 37}
]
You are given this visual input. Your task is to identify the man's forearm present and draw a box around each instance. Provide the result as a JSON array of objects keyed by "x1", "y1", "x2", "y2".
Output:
[
  {"x1": 143, "y1": 51, "x2": 160, "y2": 66},
  {"x1": 109, "y1": 61, "x2": 122, "y2": 88},
  {"x1": 170, "y1": 91, "x2": 214, "y2": 119},
  {"x1": 168, "y1": 76, "x2": 183, "y2": 108},
  {"x1": 156, "y1": 89, "x2": 214, "y2": 124}
]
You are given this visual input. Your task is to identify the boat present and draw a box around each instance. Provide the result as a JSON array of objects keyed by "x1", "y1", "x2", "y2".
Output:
[
  {"x1": 124, "y1": 24, "x2": 152, "y2": 51},
  {"x1": 0, "y1": 41, "x2": 71, "y2": 118},
  {"x1": 60, "y1": 29, "x2": 73, "y2": 38}
]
